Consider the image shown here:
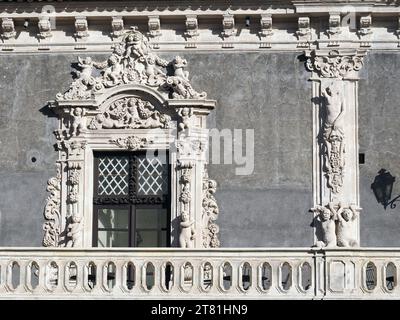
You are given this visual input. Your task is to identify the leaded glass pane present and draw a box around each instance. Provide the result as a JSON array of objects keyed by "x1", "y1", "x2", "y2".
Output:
[
  {"x1": 98, "y1": 156, "x2": 129, "y2": 195},
  {"x1": 137, "y1": 156, "x2": 168, "y2": 195}
]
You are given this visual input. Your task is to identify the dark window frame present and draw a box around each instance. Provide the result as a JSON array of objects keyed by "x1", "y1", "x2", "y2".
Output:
[{"x1": 92, "y1": 150, "x2": 171, "y2": 248}]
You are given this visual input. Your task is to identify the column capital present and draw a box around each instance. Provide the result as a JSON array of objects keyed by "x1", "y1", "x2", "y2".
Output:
[{"x1": 305, "y1": 49, "x2": 367, "y2": 79}]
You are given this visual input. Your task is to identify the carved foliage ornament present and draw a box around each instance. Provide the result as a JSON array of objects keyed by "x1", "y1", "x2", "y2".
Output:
[
  {"x1": 43, "y1": 164, "x2": 61, "y2": 247},
  {"x1": 88, "y1": 97, "x2": 171, "y2": 130},
  {"x1": 56, "y1": 28, "x2": 207, "y2": 101},
  {"x1": 110, "y1": 135, "x2": 153, "y2": 150},
  {"x1": 202, "y1": 169, "x2": 220, "y2": 248},
  {"x1": 306, "y1": 50, "x2": 364, "y2": 79}
]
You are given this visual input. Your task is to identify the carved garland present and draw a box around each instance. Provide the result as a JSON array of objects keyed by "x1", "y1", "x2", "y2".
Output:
[
  {"x1": 110, "y1": 135, "x2": 153, "y2": 150},
  {"x1": 202, "y1": 168, "x2": 220, "y2": 248}
]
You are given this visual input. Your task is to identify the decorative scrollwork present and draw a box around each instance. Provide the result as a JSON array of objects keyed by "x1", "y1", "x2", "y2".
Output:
[
  {"x1": 56, "y1": 28, "x2": 207, "y2": 101},
  {"x1": 202, "y1": 168, "x2": 220, "y2": 248},
  {"x1": 42, "y1": 164, "x2": 61, "y2": 247},
  {"x1": 88, "y1": 97, "x2": 171, "y2": 130},
  {"x1": 306, "y1": 50, "x2": 364, "y2": 79}
]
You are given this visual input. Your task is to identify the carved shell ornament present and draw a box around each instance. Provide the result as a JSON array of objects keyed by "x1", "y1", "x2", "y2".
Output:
[{"x1": 56, "y1": 27, "x2": 207, "y2": 101}]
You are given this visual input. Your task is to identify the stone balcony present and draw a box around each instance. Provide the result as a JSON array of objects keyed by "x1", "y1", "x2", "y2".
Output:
[{"x1": 0, "y1": 247, "x2": 398, "y2": 299}]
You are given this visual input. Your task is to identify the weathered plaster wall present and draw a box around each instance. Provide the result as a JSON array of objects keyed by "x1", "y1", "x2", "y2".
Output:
[
  {"x1": 0, "y1": 51, "x2": 312, "y2": 247},
  {"x1": 359, "y1": 52, "x2": 400, "y2": 247}
]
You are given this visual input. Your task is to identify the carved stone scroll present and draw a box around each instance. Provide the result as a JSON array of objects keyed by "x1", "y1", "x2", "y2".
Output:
[
  {"x1": 43, "y1": 163, "x2": 61, "y2": 247},
  {"x1": 56, "y1": 28, "x2": 206, "y2": 101}
]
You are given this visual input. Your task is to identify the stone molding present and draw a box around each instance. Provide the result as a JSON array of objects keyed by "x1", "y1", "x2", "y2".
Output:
[{"x1": 1, "y1": 1, "x2": 400, "y2": 52}]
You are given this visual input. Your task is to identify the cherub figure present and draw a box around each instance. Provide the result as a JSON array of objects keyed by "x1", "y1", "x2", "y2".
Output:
[
  {"x1": 312, "y1": 203, "x2": 337, "y2": 248},
  {"x1": 178, "y1": 107, "x2": 193, "y2": 132},
  {"x1": 77, "y1": 57, "x2": 95, "y2": 85},
  {"x1": 336, "y1": 203, "x2": 360, "y2": 247},
  {"x1": 66, "y1": 215, "x2": 83, "y2": 247},
  {"x1": 103, "y1": 54, "x2": 122, "y2": 85},
  {"x1": 179, "y1": 211, "x2": 195, "y2": 248},
  {"x1": 172, "y1": 56, "x2": 189, "y2": 80},
  {"x1": 70, "y1": 107, "x2": 85, "y2": 137}
]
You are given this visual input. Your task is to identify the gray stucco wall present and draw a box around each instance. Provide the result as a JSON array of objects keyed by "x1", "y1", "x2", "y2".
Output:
[
  {"x1": 0, "y1": 51, "x2": 313, "y2": 247},
  {"x1": 359, "y1": 52, "x2": 400, "y2": 247},
  {"x1": 4, "y1": 51, "x2": 400, "y2": 248}
]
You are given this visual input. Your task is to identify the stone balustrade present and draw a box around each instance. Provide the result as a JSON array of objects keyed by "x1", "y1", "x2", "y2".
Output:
[{"x1": 0, "y1": 248, "x2": 398, "y2": 299}]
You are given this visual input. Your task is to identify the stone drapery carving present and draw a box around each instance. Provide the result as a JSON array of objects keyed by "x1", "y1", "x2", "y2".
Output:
[
  {"x1": 56, "y1": 28, "x2": 206, "y2": 101},
  {"x1": 306, "y1": 50, "x2": 364, "y2": 79},
  {"x1": 311, "y1": 202, "x2": 361, "y2": 248},
  {"x1": 202, "y1": 169, "x2": 220, "y2": 248},
  {"x1": 110, "y1": 135, "x2": 153, "y2": 150},
  {"x1": 321, "y1": 82, "x2": 345, "y2": 194},
  {"x1": 43, "y1": 164, "x2": 62, "y2": 247},
  {"x1": 88, "y1": 97, "x2": 171, "y2": 130}
]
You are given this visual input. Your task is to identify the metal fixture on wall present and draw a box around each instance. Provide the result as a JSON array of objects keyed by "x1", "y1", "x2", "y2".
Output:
[{"x1": 371, "y1": 169, "x2": 400, "y2": 209}]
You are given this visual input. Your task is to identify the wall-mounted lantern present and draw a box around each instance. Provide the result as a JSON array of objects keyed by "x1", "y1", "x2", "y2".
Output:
[{"x1": 371, "y1": 169, "x2": 399, "y2": 209}]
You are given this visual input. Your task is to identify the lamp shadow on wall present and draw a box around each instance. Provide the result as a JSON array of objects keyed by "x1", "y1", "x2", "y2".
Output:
[{"x1": 371, "y1": 168, "x2": 400, "y2": 210}]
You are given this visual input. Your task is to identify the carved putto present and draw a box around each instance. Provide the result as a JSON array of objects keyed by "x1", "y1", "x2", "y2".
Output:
[
  {"x1": 311, "y1": 202, "x2": 361, "y2": 248},
  {"x1": 56, "y1": 28, "x2": 207, "y2": 101},
  {"x1": 306, "y1": 50, "x2": 364, "y2": 79},
  {"x1": 88, "y1": 97, "x2": 171, "y2": 130},
  {"x1": 202, "y1": 170, "x2": 220, "y2": 248},
  {"x1": 179, "y1": 211, "x2": 195, "y2": 248},
  {"x1": 321, "y1": 82, "x2": 345, "y2": 194},
  {"x1": 43, "y1": 164, "x2": 62, "y2": 247}
]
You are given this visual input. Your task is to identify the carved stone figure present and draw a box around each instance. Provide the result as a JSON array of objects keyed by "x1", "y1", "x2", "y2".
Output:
[
  {"x1": 178, "y1": 107, "x2": 194, "y2": 132},
  {"x1": 179, "y1": 211, "x2": 195, "y2": 248},
  {"x1": 166, "y1": 56, "x2": 207, "y2": 99},
  {"x1": 321, "y1": 82, "x2": 345, "y2": 194},
  {"x1": 70, "y1": 107, "x2": 85, "y2": 137},
  {"x1": 88, "y1": 97, "x2": 171, "y2": 130},
  {"x1": 66, "y1": 215, "x2": 83, "y2": 247},
  {"x1": 336, "y1": 204, "x2": 360, "y2": 247},
  {"x1": 311, "y1": 203, "x2": 337, "y2": 248},
  {"x1": 57, "y1": 29, "x2": 207, "y2": 101},
  {"x1": 202, "y1": 171, "x2": 220, "y2": 248},
  {"x1": 103, "y1": 54, "x2": 123, "y2": 85},
  {"x1": 76, "y1": 56, "x2": 95, "y2": 85}
]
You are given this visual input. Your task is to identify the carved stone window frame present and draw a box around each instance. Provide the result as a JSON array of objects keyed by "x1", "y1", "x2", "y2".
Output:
[{"x1": 43, "y1": 29, "x2": 219, "y2": 249}]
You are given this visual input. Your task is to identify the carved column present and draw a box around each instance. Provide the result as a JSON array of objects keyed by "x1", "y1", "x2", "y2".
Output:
[{"x1": 305, "y1": 49, "x2": 365, "y2": 248}]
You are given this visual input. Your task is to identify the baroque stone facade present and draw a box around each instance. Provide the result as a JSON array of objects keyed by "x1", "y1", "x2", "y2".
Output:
[{"x1": 1, "y1": 0, "x2": 400, "y2": 250}]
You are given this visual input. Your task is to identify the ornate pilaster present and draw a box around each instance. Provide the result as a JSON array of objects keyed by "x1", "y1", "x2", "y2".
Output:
[
  {"x1": 42, "y1": 163, "x2": 61, "y2": 247},
  {"x1": 306, "y1": 49, "x2": 365, "y2": 248}
]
